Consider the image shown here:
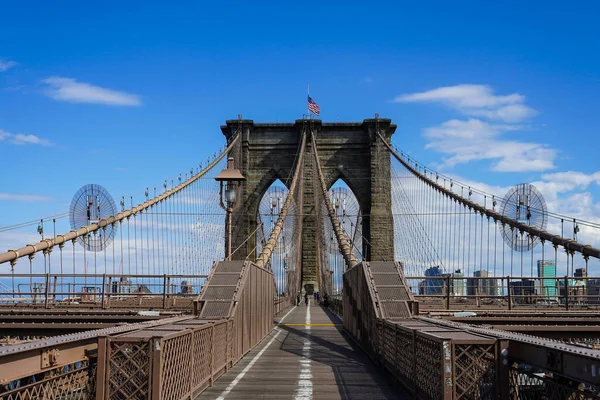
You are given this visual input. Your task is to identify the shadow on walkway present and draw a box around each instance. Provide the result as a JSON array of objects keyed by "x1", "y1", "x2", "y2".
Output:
[{"x1": 275, "y1": 305, "x2": 407, "y2": 400}]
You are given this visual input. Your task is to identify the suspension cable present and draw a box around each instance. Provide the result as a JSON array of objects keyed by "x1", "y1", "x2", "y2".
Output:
[
  {"x1": 378, "y1": 132, "x2": 600, "y2": 260},
  {"x1": 0, "y1": 134, "x2": 240, "y2": 265},
  {"x1": 255, "y1": 130, "x2": 306, "y2": 268},
  {"x1": 311, "y1": 130, "x2": 358, "y2": 270}
]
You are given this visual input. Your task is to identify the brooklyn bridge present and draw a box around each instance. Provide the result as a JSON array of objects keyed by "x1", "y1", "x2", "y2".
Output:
[{"x1": 0, "y1": 117, "x2": 599, "y2": 399}]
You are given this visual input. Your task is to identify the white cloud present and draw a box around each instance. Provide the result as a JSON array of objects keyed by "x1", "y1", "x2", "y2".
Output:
[
  {"x1": 393, "y1": 84, "x2": 553, "y2": 173},
  {"x1": 394, "y1": 84, "x2": 537, "y2": 123},
  {"x1": 42, "y1": 76, "x2": 141, "y2": 106},
  {"x1": 0, "y1": 129, "x2": 53, "y2": 146},
  {"x1": 0, "y1": 60, "x2": 17, "y2": 72},
  {"x1": 424, "y1": 119, "x2": 556, "y2": 172},
  {"x1": 539, "y1": 171, "x2": 600, "y2": 192},
  {"x1": 0, "y1": 193, "x2": 52, "y2": 202}
]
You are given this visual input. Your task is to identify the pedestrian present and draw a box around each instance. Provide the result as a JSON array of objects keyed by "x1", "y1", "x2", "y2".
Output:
[
  {"x1": 304, "y1": 292, "x2": 309, "y2": 306},
  {"x1": 296, "y1": 292, "x2": 301, "y2": 306},
  {"x1": 323, "y1": 292, "x2": 329, "y2": 307}
]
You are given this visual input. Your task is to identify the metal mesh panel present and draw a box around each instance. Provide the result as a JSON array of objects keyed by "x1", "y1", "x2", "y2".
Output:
[
  {"x1": 161, "y1": 334, "x2": 192, "y2": 400},
  {"x1": 414, "y1": 335, "x2": 443, "y2": 400},
  {"x1": 381, "y1": 301, "x2": 411, "y2": 318},
  {"x1": 377, "y1": 287, "x2": 411, "y2": 300},
  {"x1": 215, "y1": 262, "x2": 244, "y2": 273},
  {"x1": 372, "y1": 274, "x2": 402, "y2": 286},
  {"x1": 209, "y1": 274, "x2": 241, "y2": 285},
  {"x1": 509, "y1": 366, "x2": 600, "y2": 400},
  {"x1": 192, "y1": 326, "x2": 213, "y2": 390},
  {"x1": 454, "y1": 344, "x2": 496, "y2": 399},
  {"x1": 212, "y1": 321, "x2": 228, "y2": 373},
  {"x1": 199, "y1": 302, "x2": 232, "y2": 318},
  {"x1": 0, "y1": 360, "x2": 95, "y2": 400},
  {"x1": 202, "y1": 286, "x2": 237, "y2": 300},
  {"x1": 108, "y1": 341, "x2": 151, "y2": 400},
  {"x1": 369, "y1": 262, "x2": 399, "y2": 273},
  {"x1": 395, "y1": 326, "x2": 414, "y2": 391},
  {"x1": 381, "y1": 322, "x2": 397, "y2": 376},
  {"x1": 227, "y1": 319, "x2": 234, "y2": 367}
]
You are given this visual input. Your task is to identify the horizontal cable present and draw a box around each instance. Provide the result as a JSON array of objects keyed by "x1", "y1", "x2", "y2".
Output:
[{"x1": 0, "y1": 213, "x2": 69, "y2": 232}]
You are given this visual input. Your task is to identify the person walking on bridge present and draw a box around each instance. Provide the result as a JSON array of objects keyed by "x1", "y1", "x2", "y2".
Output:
[
  {"x1": 296, "y1": 292, "x2": 301, "y2": 306},
  {"x1": 304, "y1": 292, "x2": 309, "y2": 306}
]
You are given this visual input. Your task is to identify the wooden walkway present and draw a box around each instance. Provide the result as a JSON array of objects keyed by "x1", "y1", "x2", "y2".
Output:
[{"x1": 198, "y1": 300, "x2": 408, "y2": 400}]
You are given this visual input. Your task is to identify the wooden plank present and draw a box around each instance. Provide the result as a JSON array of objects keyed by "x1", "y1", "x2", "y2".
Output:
[{"x1": 197, "y1": 302, "x2": 409, "y2": 399}]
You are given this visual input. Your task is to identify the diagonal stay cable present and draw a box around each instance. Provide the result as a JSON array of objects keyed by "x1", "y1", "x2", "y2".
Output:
[
  {"x1": 311, "y1": 130, "x2": 358, "y2": 270},
  {"x1": 255, "y1": 130, "x2": 307, "y2": 268},
  {"x1": 378, "y1": 131, "x2": 600, "y2": 260}
]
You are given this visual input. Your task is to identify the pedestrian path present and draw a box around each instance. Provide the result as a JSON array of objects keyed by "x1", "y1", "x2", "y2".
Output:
[{"x1": 197, "y1": 300, "x2": 408, "y2": 399}]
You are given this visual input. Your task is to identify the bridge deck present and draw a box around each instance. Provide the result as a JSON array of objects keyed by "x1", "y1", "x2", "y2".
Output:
[{"x1": 197, "y1": 301, "x2": 407, "y2": 400}]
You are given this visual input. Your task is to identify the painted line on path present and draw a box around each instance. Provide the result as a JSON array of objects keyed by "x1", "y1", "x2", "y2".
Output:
[
  {"x1": 274, "y1": 323, "x2": 340, "y2": 327},
  {"x1": 294, "y1": 299, "x2": 313, "y2": 400},
  {"x1": 215, "y1": 305, "x2": 297, "y2": 400}
]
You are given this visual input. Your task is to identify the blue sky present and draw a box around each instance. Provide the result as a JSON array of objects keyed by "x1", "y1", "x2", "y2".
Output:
[{"x1": 1, "y1": 1, "x2": 600, "y2": 249}]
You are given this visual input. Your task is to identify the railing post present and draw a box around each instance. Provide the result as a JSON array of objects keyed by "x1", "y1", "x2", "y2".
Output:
[
  {"x1": 564, "y1": 275, "x2": 569, "y2": 311},
  {"x1": 101, "y1": 274, "x2": 106, "y2": 309},
  {"x1": 506, "y1": 276, "x2": 511, "y2": 311},
  {"x1": 445, "y1": 276, "x2": 450, "y2": 310},
  {"x1": 95, "y1": 337, "x2": 108, "y2": 400},
  {"x1": 210, "y1": 323, "x2": 215, "y2": 386},
  {"x1": 496, "y1": 339, "x2": 510, "y2": 400},
  {"x1": 52, "y1": 275, "x2": 57, "y2": 304},
  {"x1": 162, "y1": 274, "x2": 168, "y2": 309},
  {"x1": 106, "y1": 276, "x2": 112, "y2": 309},
  {"x1": 44, "y1": 273, "x2": 50, "y2": 309}
]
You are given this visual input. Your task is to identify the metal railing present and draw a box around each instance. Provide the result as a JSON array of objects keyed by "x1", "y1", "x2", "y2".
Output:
[
  {"x1": 0, "y1": 273, "x2": 207, "y2": 309},
  {"x1": 274, "y1": 295, "x2": 292, "y2": 315},
  {"x1": 406, "y1": 275, "x2": 600, "y2": 310},
  {"x1": 328, "y1": 295, "x2": 343, "y2": 316},
  {"x1": 509, "y1": 363, "x2": 600, "y2": 399},
  {"x1": 0, "y1": 359, "x2": 96, "y2": 400},
  {"x1": 98, "y1": 261, "x2": 286, "y2": 399},
  {"x1": 96, "y1": 319, "x2": 233, "y2": 400},
  {"x1": 377, "y1": 319, "x2": 502, "y2": 399}
]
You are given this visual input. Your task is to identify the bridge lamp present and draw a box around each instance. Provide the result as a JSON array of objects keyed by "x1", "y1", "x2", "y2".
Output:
[{"x1": 215, "y1": 157, "x2": 246, "y2": 260}]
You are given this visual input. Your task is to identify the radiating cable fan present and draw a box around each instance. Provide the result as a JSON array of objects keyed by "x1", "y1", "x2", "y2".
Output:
[
  {"x1": 257, "y1": 185, "x2": 296, "y2": 253},
  {"x1": 500, "y1": 183, "x2": 547, "y2": 252},
  {"x1": 325, "y1": 187, "x2": 362, "y2": 259},
  {"x1": 69, "y1": 184, "x2": 117, "y2": 252}
]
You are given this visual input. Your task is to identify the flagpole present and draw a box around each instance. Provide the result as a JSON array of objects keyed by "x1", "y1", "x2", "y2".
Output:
[{"x1": 307, "y1": 83, "x2": 310, "y2": 117}]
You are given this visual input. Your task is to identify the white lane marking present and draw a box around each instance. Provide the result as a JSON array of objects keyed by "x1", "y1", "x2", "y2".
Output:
[
  {"x1": 278, "y1": 304, "x2": 297, "y2": 324},
  {"x1": 216, "y1": 304, "x2": 297, "y2": 400},
  {"x1": 294, "y1": 299, "x2": 313, "y2": 400}
]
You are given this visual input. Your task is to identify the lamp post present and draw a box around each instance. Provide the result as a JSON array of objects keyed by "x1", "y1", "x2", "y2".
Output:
[{"x1": 215, "y1": 157, "x2": 246, "y2": 260}]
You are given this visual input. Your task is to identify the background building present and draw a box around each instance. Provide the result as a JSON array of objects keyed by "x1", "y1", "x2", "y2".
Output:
[
  {"x1": 575, "y1": 268, "x2": 587, "y2": 278},
  {"x1": 588, "y1": 279, "x2": 600, "y2": 305},
  {"x1": 536, "y1": 260, "x2": 557, "y2": 299},
  {"x1": 510, "y1": 279, "x2": 536, "y2": 304},
  {"x1": 467, "y1": 270, "x2": 498, "y2": 296},
  {"x1": 449, "y1": 269, "x2": 465, "y2": 296},
  {"x1": 424, "y1": 266, "x2": 443, "y2": 295}
]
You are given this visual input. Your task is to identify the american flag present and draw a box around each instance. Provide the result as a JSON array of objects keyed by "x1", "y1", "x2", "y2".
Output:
[{"x1": 308, "y1": 96, "x2": 320, "y2": 116}]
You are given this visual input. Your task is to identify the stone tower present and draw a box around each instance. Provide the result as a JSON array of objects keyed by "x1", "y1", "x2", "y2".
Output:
[{"x1": 221, "y1": 118, "x2": 396, "y2": 293}]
